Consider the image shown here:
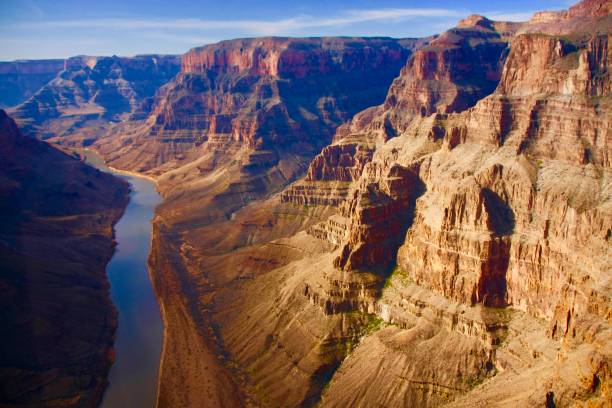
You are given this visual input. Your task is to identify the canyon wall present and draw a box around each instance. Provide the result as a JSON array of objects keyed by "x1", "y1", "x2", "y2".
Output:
[
  {"x1": 317, "y1": 3, "x2": 611, "y2": 405},
  {"x1": 282, "y1": 15, "x2": 516, "y2": 216},
  {"x1": 0, "y1": 110, "x2": 129, "y2": 407},
  {"x1": 95, "y1": 37, "x2": 420, "y2": 179},
  {"x1": 9, "y1": 55, "x2": 180, "y2": 143},
  {"x1": 144, "y1": 1, "x2": 610, "y2": 407},
  {"x1": 0, "y1": 59, "x2": 64, "y2": 108}
]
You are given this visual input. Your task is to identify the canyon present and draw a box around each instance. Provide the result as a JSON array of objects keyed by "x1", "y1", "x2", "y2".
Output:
[{"x1": 1, "y1": 0, "x2": 611, "y2": 407}]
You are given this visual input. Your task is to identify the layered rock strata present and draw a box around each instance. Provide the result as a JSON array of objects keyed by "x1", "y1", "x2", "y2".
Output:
[
  {"x1": 283, "y1": 17, "x2": 516, "y2": 210},
  {"x1": 142, "y1": 1, "x2": 611, "y2": 406},
  {"x1": 95, "y1": 37, "x2": 418, "y2": 176},
  {"x1": 317, "y1": 2, "x2": 611, "y2": 405},
  {"x1": 0, "y1": 59, "x2": 64, "y2": 108},
  {"x1": 10, "y1": 55, "x2": 180, "y2": 142}
]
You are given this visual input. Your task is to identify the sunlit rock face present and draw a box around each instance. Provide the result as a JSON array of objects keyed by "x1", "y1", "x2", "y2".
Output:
[
  {"x1": 95, "y1": 37, "x2": 420, "y2": 174},
  {"x1": 0, "y1": 59, "x2": 64, "y2": 108},
  {"x1": 303, "y1": 2, "x2": 610, "y2": 405},
  {"x1": 283, "y1": 17, "x2": 516, "y2": 225},
  {"x1": 4, "y1": 0, "x2": 607, "y2": 407},
  {"x1": 0, "y1": 109, "x2": 129, "y2": 407},
  {"x1": 330, "y1": 3, "x2": 611, "y2": 317},
  {"x1": 230, "y1": 1, "x2": 610, "y2": 406},
  {"x1": 9, "y1": 55, "x2": 180, "y2": 141}
]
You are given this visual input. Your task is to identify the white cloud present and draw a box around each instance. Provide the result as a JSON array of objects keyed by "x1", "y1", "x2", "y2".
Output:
[
  {"x1": 141, "y1": 32, "x2": 220, "y2": 45},
  {"x1": 15, "y1": 8, "x2": 464, "y2": 35},
  {"x1": 484, "y1": 11, "x2": 536, "y2": 22}
]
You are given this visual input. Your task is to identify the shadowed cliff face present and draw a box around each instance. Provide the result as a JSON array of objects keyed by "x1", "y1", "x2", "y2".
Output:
[
  {"x1": 0, "y1": 110, "x2": 129, "y2": 407},
  {"x1": 9, "y1": 55, "x2": 180, "y2": 142},
  {"x1": 0, "y1": 60, "x2": 64, "y2": 108}
]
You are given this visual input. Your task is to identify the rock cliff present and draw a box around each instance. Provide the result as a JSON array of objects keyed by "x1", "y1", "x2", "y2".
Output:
[
  {"x1": 0, "y1": 110, "x2": 129, "y2": 407},
  {"x1": 0, "y1": 59, "x2": 64, "y2": 108},
  {"x1": 315, "y1": 1, "x2": 611, "y2": 405},
  {"x1": 95, "y1": 37, "x2": 418, "y2": 176},
  {"x1": 9, "y1": 55, "x2": 180, "y2": 143},
  {"x1": 142, "y1": 1, "x2": 611, "y2": 407},
  {"x1": 282, "y1": 16, "x2": 514, "y2": 216}
]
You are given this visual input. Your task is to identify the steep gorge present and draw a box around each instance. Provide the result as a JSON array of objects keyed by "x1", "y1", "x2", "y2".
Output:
[
  {"x1": 5, "y1": 0, "x2": 611, "y2": 406},
  {"x1": 138, "y1": 1, "x2": 611, "y2": 407}
]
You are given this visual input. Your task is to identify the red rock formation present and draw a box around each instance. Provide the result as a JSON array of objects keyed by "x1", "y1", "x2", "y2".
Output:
[
  {"x1": 259, "y1": 2, "x2": 611, "y2": 405},
  {"x1": 384, "y1": 18, "x2": 512, "y2": 123},
  {"x1": 96, "y1": 37, "x2": 416, "y2": 174},
  {"x1": 284, "y1": 17, "x2": 515, "y2": 231}
]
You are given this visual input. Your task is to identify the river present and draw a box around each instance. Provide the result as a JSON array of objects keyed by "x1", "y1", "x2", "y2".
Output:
[{"x1": 82, "y1": 151, "x2": 163, "y2": 408}]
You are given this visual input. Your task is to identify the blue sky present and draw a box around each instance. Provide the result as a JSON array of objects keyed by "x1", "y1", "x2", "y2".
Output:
[{"x1": 0, "y1": 0, "x2": 574, "y2": 60}]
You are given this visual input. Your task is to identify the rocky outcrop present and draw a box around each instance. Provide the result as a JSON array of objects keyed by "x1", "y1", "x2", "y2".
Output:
[
  {"x1": 0, "y1": 59, "x2": 64, "y2": 108},
  {"x1": 383, "y1": 18, "x2": 512, "y2": 124},
  {"x1": 283, "y1": 19, "x2": 515, "y2": 210},
  {"x1": 334, "y1": 11, "x2": 610, "y2": 316},
  {"x1": 10, "y1": 55, "x2": 180, "y2": 141},
  {"x1": 334, "y1": 162, "x2": 426, "y2": 272},
  {"x1": 0, "y1": 110, "x2": 129, "y2": 407}
]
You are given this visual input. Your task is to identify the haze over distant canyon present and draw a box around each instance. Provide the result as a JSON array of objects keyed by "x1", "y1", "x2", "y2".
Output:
[{"x1": 0, "y1": 0, "x2": 610, "y2": 407}]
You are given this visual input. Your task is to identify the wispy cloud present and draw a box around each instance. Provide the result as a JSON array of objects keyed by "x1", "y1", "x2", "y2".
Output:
[
  {"x1": 484, "y1": 11, "x2": 536, "y2": 22},
  {"x1": 1, "y1": 6, "x2": 539, "y2": 60},
  {"x1": 141, "y1": 32, "x2": 220, "y2": 45},
  {"x1": 14, "y1": 8, "x2": 465, "y2": 36}
]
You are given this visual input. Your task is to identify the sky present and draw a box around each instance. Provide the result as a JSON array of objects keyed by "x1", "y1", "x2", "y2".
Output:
[{"x1": 0, "y1": 0, "x2": 575, "y2": 60}]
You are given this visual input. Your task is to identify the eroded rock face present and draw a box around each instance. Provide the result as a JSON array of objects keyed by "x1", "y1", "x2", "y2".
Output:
[
  {"x1": 317, "y1": 3, "x2": 611, "y2": 404},
  {"x1": 0, "y1": 110, "x2": 129, "y2": 407},
  {"x1": 384, "y1": 20, "x2": 511, "y2": 123},
  {"x1": 0, "y1": 59, "x2": 64, "y2": 108},
  {"x1": 61, "y1": 1, "x2": 609, "y2": 407},
  {"x1": 10, "y1": 55, "x2": 180, "y2": 140},
  {"x1": 334, "y1": 14, "x2": 611, "y2": 319},
  {"x1": 260, "y1": 1, "x2": 610, "y2": 406},
  {"x1": 96, "y1": 37, "x2": 417, "y2": 175},
  {"x1": 282, "y1": 20, "x2": 515, "y2": 211}
]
